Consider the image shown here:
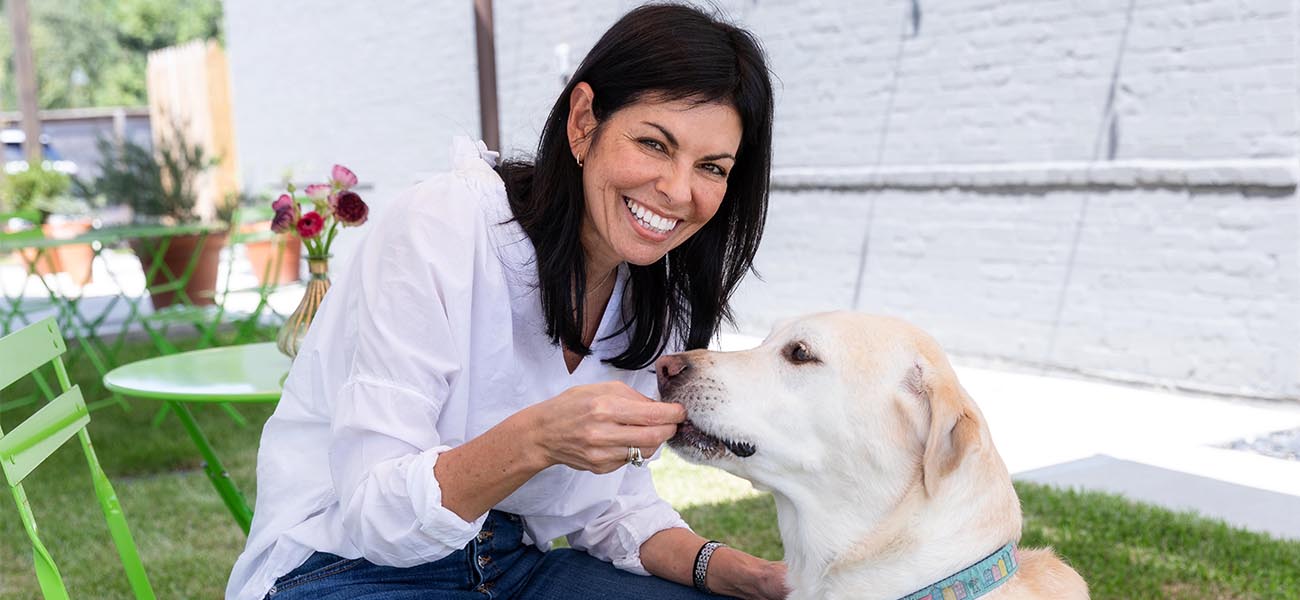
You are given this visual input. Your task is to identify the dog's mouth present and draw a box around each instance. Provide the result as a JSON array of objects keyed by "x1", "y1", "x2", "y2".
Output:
[{"x1": 669, "y1": 419, "x2": 756, "y2": 459}]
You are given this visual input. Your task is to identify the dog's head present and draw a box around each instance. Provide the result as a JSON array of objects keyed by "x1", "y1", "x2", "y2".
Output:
[{"x1": 659, "y1": 312, "x2": 987, "y2": 501}]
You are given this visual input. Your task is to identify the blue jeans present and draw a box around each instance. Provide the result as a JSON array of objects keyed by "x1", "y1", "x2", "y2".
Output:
[{"x1": 265, "y1": 511, "x2": 733, "y2": 599}]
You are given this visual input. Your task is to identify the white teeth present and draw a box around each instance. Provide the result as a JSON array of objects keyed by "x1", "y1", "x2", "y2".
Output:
[{"x1": 624, "y1": 197, "x2": 678, "y2": 234}]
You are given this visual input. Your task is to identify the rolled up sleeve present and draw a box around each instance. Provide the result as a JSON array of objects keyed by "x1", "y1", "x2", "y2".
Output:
[
  {"x1": 329, "y1": 378, "x2": 485, "y2": 566},
  {"x1": 566, "y1": 464, "x2": 690, "y2": 575}
]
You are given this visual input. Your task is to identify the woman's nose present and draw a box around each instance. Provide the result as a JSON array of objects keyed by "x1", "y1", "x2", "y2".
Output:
[{"x1": 655, "y1": 162, "x2": 692, "y2": 206}]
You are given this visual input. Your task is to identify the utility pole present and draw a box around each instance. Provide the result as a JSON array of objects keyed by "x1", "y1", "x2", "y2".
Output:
[
  {"x1": 473, "y1": 0, "x2": 500, "y2": 152},
  {"x1": 8, "y1": 0, "x2": 42, "y2": 164}
]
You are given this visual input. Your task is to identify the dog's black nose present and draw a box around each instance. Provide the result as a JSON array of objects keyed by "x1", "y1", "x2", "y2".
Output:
[{"x1": 656, "y1": 354, "x2": 690, "y2": 392}]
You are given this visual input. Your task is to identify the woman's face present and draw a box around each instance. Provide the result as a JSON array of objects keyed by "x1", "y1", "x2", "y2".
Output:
[{"x1": 568, "y1": 84, "x2": 743, "y2": 271}]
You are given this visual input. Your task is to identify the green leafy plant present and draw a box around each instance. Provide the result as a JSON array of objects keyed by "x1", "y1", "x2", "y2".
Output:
[
  {"x1": 85, "y1": 130, "x2": 216, "y2": 224},
  {"x1": 1, "y1": 165, "x2": 72, "y2": 218}
]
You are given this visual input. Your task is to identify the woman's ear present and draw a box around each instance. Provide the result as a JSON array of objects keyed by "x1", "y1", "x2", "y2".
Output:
[{"x1": 567, "y1": 82, "x2": 598, "y2": 162}]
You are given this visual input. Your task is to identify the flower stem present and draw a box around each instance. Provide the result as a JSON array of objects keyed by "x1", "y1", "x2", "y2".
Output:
[{"x1": 323, "y1": 221, "x2": 339, "y2": 254}]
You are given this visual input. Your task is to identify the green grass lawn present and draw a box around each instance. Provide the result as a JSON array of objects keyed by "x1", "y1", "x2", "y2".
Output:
[{"x1": 2, "y1": 344, "x2": 1298, "y2": 599}]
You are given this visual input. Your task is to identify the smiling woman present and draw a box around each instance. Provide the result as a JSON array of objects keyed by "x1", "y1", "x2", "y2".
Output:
[
  {"x1": 226, "y1": 4, "x2": 782, "y2": 600},
  {"x1": 500, "y1": 4, "x2": 774, "y2": 374}
]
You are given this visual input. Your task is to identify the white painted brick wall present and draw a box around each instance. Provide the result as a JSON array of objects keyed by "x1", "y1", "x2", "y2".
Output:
[
  {"x1": 495, "y1": 0, "x2": 1299, "y2": 166},
  {"x1": 223, "y1": 0, "x2": 1300, "y2": 398},
  {"x1": 731, "y1": 185, "x2": 1298, "y2": 399},
  {"x1": 223, "y1": 0, "x2": 480, "y2": 271}
]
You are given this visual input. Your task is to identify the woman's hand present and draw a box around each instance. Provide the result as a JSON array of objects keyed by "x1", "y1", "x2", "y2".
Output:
[
  {"x1": 747, "y1": 559, "x2": 790, "y2": 600},
  {"x1": 523, "y1": 381, "x2": 685, "y2": 474},
  {"x1": 707, "y1": 547, "x2": 788, "y2": 600}
]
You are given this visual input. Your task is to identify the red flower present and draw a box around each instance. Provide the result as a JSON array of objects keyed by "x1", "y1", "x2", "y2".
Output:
[
  {"x1": 297, "y1": 211, "x2": 325, "y2": 238},
  {"x1": 333, "y1": 191, "x2": 369, "y2": 226}
]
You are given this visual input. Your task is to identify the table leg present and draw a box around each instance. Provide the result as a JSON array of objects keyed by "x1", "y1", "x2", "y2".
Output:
[{"x1": 167, "y1": 400, "x2": 254, "y2": 534}]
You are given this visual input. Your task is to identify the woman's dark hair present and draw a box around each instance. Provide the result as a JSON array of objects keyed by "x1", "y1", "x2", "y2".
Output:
[{"x1": 499, "y1": 3, "x2": 774, "y2": 370}]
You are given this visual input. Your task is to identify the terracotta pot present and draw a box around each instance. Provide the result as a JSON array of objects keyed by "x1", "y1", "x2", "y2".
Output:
[
  {"x1": 132, "y1": 231, "x2": 229, "y2": 310},
  {"x1": 17, "y1": 245, "x2": 62, "y2": 277},
  {"x1": 46, "y1": 220, "x2": 95, "y2": 284},
  {"x1": 15, "y1": 220, "x2": 95, "y2": 284},
  {"x1": 240, "y1": 221, "x2": 301, "y2": 285}
]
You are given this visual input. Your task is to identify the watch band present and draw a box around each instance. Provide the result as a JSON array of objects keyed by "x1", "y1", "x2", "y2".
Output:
[{"x1": 693, "y1": 540, "x2": 725, "y2": 593}]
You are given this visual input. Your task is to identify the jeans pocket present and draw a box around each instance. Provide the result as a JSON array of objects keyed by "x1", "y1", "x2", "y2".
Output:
[{"x1": 268, "y1": 553, "x2": 364, "y2": 596}]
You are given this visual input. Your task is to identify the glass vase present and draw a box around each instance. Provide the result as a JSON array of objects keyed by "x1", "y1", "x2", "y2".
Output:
[{"x1": 277, "y1": 257, "x2": 331, "y2": 358}]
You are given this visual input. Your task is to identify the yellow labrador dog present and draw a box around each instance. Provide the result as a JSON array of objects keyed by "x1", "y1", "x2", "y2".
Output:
[{"x1": 657, "y1": 312, "x2": 1088, "y2": 600}]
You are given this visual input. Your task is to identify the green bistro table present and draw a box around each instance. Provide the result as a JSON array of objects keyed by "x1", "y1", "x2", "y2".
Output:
[{"x1": 103, "y1": 342, "x2": 289, "y2": 534}]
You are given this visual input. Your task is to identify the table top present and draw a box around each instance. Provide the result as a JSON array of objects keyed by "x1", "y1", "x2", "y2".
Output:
[
  {"x1": 0, "y1": 222, "x2": 219, "y2": 252},
  {"x1": 102, "y1": 343, "x2": 290, "y2": 403}
]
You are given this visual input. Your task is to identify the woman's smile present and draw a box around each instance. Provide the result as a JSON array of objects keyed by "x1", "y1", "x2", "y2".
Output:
[{"x1": 623, "y1": 196, "x2": 679, "y2": 240}]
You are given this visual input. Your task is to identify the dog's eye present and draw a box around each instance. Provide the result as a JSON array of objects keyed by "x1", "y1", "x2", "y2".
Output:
[{"x1": 786, "y1": 342, "x2": 817, "y2": 364}]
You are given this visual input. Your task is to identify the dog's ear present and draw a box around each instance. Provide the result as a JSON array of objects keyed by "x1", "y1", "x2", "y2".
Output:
[{"x1": 910, "y1": 359, "x2": 983, "y2": 497}]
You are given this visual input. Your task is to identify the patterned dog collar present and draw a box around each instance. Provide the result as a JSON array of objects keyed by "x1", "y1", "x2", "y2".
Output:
[{"x1": 898, "y1": 542, "x2": 1018, "y2": 600}]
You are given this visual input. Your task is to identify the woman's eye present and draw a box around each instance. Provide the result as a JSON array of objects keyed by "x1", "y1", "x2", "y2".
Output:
[
  {"x1": 701, "y1": 164, "x2": 727, "y2": 178},
  {"x1": 639, "y1": 139, "x2": 667, "y2": 153},
  {"x1": 787, "y1": 342, "x2": 816, "y2": 364}
]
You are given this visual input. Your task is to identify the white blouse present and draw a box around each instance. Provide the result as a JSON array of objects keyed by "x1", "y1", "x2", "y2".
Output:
[{"x1": 226, "y1": 138, "x2": 688, "y2": 600}]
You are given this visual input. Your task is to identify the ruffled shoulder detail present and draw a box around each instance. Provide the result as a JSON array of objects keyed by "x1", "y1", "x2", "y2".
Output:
[{"x1": 451, "y1": 136, "x2": 499, "y2": 170}]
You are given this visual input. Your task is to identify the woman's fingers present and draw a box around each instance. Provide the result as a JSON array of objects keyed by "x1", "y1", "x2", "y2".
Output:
[
  {"x1": 588, "y1": 444, "x2": 665, "y2": 474},
  {"x1": 600, "y1": 394, "x2": 686, "y2": 426},
  {"x1": 584, "y1": 421, "x2": 677, "y2": 449}
]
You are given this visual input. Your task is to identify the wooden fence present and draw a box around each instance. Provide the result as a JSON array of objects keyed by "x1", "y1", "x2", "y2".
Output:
[{"x1": 145, "y1": 39, "x2": 239, "y2": 223}]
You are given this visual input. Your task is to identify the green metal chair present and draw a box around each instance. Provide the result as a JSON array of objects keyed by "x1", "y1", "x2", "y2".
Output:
[
  {"x1": 0, "y1": 209, "x2": 54, "y2": 333},
  {"x1": 0, "y1": 317, "x2": 156, "y2": 599},
  {"x1": 0, "y1": 210, "x2": 62, "y2": 413}
]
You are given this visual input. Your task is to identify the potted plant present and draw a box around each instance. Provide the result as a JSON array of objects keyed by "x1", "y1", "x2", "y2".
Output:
[
  {"x1": 3, "y1": 166, "x2": 97, "y2": 283},
  {"x1": 84, "y1": 132, "x2": 226, "y2": 309}
]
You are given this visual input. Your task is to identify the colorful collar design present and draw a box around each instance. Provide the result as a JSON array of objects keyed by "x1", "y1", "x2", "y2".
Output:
[{"x1": 898, "y1": 543, "x2": 1018, "y2": 600}]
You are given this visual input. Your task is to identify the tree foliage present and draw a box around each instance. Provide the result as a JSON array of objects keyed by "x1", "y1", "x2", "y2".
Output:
[{"x1": 0, "y1": 0, "x2": 223, "y2": 109}]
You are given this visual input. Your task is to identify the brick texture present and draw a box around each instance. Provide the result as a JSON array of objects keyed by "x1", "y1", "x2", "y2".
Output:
[{"x1": 224, "y1": 0, "x2": 1300, "y2": 398}]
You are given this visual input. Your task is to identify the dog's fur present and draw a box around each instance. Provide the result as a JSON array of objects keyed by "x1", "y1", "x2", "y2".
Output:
[{"x1": 659, "y1": 312, "x2": 1088, "y2": 600}]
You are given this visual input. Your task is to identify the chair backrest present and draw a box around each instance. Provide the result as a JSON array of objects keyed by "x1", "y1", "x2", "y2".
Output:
[{"x1": 0, "y1": 318, "x2": 155, "y2": 599}]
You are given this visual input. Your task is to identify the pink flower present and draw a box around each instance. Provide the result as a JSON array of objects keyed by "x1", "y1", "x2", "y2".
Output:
[
  {"x1": 333, "y1": 191, "x2": 369, "y2": 226},
  {"x1": 271, "y1": 193, "x2": 294, "y2": 212},
  {"x1": 297, "y1": 211, "x2": 325, "y2": 238},
  {"x1": 304, "y1": 184, "x2": 332, "y2": 199},
  {"x1": 331, "y1": 164, "x2": 358, "y2": 190},
  {"x1": 270, "y1": 208, "x2": 296, "y2": 233}
]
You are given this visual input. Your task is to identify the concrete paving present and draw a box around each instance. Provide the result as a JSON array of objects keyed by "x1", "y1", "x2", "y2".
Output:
[
  {"x1": 1017, "y1": 455, "x2": 1300, "y2": 540},
  {"x1": 716, "y1": 332, "x2": 1300, "y2": 542}
]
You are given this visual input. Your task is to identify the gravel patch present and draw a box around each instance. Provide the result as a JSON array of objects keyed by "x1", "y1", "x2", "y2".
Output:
[{"x1": 1219, "y1": 427, "x2": 1300, "y2": 461}]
